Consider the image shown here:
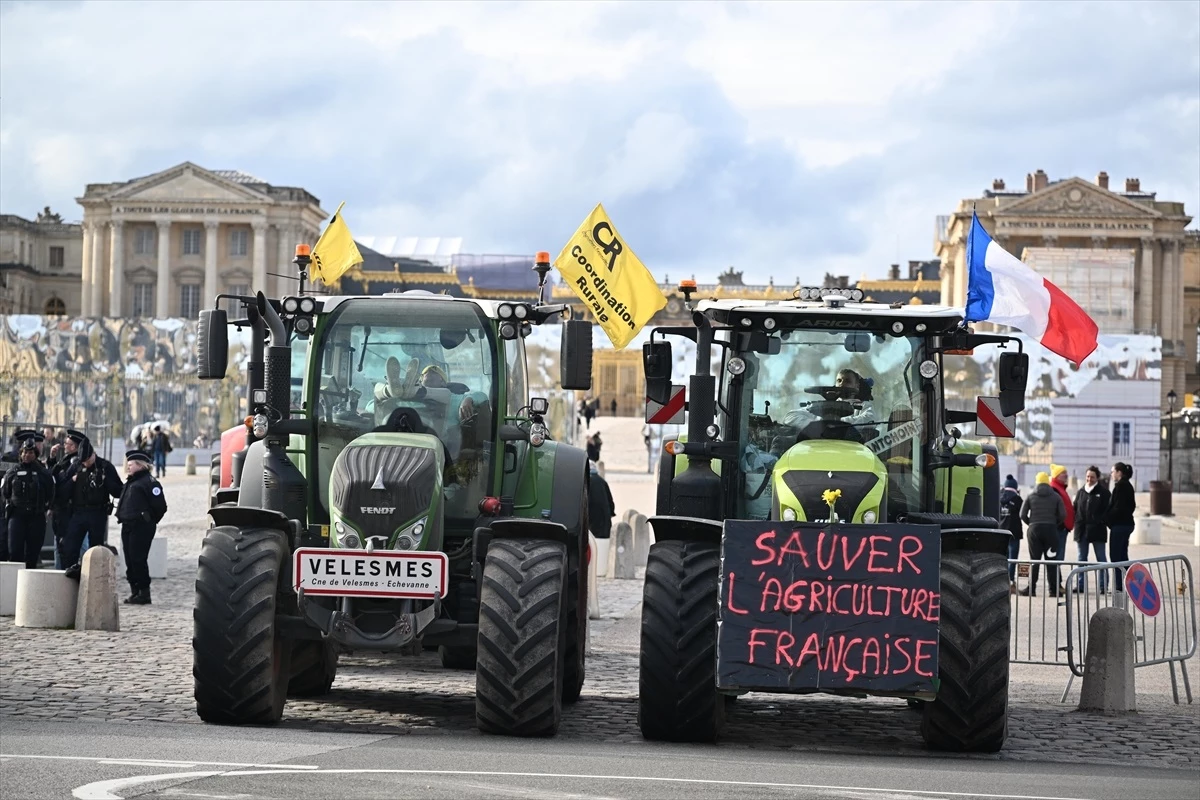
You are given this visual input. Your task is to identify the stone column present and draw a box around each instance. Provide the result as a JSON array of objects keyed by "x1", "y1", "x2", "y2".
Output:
[
  {"x1": 156, "y1": 220, "x2": 172, "y2": 318},
  {"x1": 204, "y1": 219, "x2": 219, "y2": 310},
  {"x1": 276, "y1": 223, "x2": 293, "y2": 296},
  {"x1": 252, "y1": 220, "x2": 267, "y2": 292},
  {"x1": 108, "y1": 219, "x2": 125, "y2": 317},
  {"x1": 80, "y1": 223, "x2": 94, "y2": 317},
  {"x1": 1138, "y1": 237, "x2": 1156, "y2": 335},
  {"x1": 90, "y1": 222, "x2": 105, "y2": 319}
]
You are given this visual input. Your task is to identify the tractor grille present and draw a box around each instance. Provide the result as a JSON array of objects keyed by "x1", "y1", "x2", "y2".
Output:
[
  {"x1": 780, "y1": 470, "x2": 880, "y2": 523},
  {"x1": 331, "y1": 445, "x2": 437, "y2": 539}
]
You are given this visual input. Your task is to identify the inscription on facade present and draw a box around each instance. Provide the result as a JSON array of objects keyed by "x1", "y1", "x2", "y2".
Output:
[
  {"x1": 111, "y1": 206, "x2": 264, "y2": 215},
  {"x1": 996, "y1": 220, "x2": 1152, "y2": 231}
]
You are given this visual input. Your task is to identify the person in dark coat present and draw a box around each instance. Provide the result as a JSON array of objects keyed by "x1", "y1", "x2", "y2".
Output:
[
  {"x1": 48, "y1": 429, "x2": 85, "y2": 568},
  {"x1": 59, "y1": 434, "x2": 122, "y2": 580},
  {"x1": 1072, "y1": 465, "x2": 1111, "y2": 593},
  {"x1": 586, "y1": 432, "x2": 602, "y2": 463},
  {"x1": 587, "y1": 460, "x2": 616, "y2": 540},
  {"x1": 1105, "y1": 462, "x2": 1137, "y2": 592},
  {"x1": 1, "y1": 431, "x2": 55, "y2": 568},
  {"x1": 115, "y1": 450, "x2": 168, "y2": 604},
  {"x1": 999, "y1": 475, "x2": 1023, "y2": 590},
  {"x1": 150, "y1": 425, "x2": 172, "y2": 478},
  {"x1": 1018, "y1": 472, "x2": 1065, "y2": 596}
]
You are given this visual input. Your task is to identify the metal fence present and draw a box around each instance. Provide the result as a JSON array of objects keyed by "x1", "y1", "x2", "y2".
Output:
[{"x1": 1008, "y1": 556, "x2": 1196, "y2": 704}]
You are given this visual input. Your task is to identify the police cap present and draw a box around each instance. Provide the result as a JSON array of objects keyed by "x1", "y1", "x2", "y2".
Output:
[
  {"x1": 15, "y1": 429, "x2": 44, "y2": 451},
  {"x1": 65, "y1": 429, "x2": 88, "y2": 445},
  {"x1": 125, "y1": 450, "x2": 152, "y2": 465}
]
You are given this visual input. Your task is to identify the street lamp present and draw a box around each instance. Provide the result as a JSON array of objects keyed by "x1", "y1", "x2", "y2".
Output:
[{"x1": 1166, "y1": 389, "x2": 1177, "y2": 486}]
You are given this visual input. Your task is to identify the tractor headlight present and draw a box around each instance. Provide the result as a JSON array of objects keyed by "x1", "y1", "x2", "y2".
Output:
[
  {"x1": 498, "y1": 304, "x2": 514, "y2": 319},
  {"x1": 727, "y1": 357, "x2": 746, "y2": 376},
  {"x1": 782, "y1": 507, "x2": 797, "y2": 521},
  {"x1": 394, "y1": 517, "x2": 427, "y2": 550},
  {"x1": 919, "y1": 360, "x2": 939, "y2": 379},
  {"x1": 530, "y1": 423, "x2": 547, "y2": 447},
  {"x1": 513, "y1": 304, "x2": 529, "y2": 319},
  {"x1": 298, "y1": 297, "x2": 317, "y2": 314},
  {"x1": 861, "y1": 509, "x2": 878, "y2": 524},
  {"x1": 341, "y1": 531, "x2": 362, "y2": 550},
  {"x1": 251, "y1": 413, "x2": 269, "y2": 438},
  {"x1": 282, "y1": 297, "x2": 300, "y2": 313}
]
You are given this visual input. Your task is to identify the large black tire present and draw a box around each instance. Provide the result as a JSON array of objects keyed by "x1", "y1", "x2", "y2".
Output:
[
  {"x1": 288, "y1": 639, "x2": 339, "y2": 696},
  {"x1": 561, "y1": 489, "x2": 588, "y2": 704},
  {"x1": 208, "y1": 454, "x2": 220, "y2": 508},
  {"x1": 476, "y1": 538, "x2": 567, "y2": 737},
  {"x1": 921, "y1": 550, "x2": 1010, "y2": 752},
  {"x1": 638, "y1": 540, "x2": 724, "y2": 742},
  {"x1": 193, "y1": 526, "x2": 291, "y2": 724}
]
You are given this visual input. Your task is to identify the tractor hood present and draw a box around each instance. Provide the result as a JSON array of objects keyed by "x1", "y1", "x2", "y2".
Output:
[
  {"x1": 772, "y1": 440, "x2": 887, "y2": 524},
  {"x1": 329, "y1": 432, "x2": 444, "y2": 551}
]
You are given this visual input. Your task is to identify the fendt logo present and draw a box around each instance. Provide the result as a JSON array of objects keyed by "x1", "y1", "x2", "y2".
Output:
[{"x1": 360, "y1": 507, "x2": 396, "y2": 515}]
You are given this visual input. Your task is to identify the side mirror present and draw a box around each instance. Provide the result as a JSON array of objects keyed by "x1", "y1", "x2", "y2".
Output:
[
  {"x1": 998, "y1": 351, "x2": 1028, "y2": 416},
  {"x1": 844, "y1": 332, "x2": 871, "y2": 353},
  {"x1": 559, "y1": 319, "x2": 593, "y2": 390},
  {"x1": 196, "y1": 308, "x2": 228, "y2": 380},
  {"x1": 530, "y1": 396, "x2": 549, "y2": 416},
  {"x1": 643, "y1": 340, "x2": 672, "y2": 405}
]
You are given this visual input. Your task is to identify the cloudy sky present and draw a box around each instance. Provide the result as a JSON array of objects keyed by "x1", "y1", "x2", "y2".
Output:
[{"x1": 1, "y1": 0, "x2": 1196, "y2": 285}]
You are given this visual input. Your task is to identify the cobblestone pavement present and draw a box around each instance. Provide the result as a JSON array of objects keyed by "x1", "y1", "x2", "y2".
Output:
[{"x1": 2, "y1": 474, "x2": 1197, "y2": 772}]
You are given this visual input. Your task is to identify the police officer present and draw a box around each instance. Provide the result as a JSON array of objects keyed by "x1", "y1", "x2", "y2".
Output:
[
  {"x1": 115, "y1": 450, "x2": 167, "y2": 604},
  {"x1": 1, "y1": 431, "x2": 55, "y2": 568},
  {"x1": 59, "y1": 434, "x2": 121, "y2": 580},
  {"x1": 49, "y1": 430, "x2": 86, "y2": 568}
]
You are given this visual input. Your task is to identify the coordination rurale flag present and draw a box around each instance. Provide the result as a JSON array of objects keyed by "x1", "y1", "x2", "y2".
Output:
[
  {"x1": 553, "y1": 203, "x2": 667, "y2": 349},
  {"x1": 311, "y1": 202, "x2": 363, "y2": 286}
]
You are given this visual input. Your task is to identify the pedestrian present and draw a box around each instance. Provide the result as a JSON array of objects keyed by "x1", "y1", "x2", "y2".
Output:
[
  {"x1": 1106, "y1": 461, "x2": 1137, "y2": 592},
  {"x1": 584, "y1": 400, "x2": 595, "y2": 430},
  {"x1": 999, "y1": 475, "x2": 1023, "y2": 593},
  {"x1": 48, "y1": 429, "x2": 85, "y2": 568},
  {"x1": 1049, "y1": 464, "x2": 1074, "y2": 594},
  {"x1": 586, "y1": 432, "x2": 602, "y2": 463},
  {"x1": 587, "y1": 459, "x2": 615, "y2": 540},
  {"x1": 58, "y1": 433, "x2": 122, "y2": 580},
  {"x1": 151, "y1": 424, "x2": 172, "y2": 478},
  {"x1": 1, "y1": 431, "x2": 55, "y2": 569},
  {"x1": 1019, "y1": 472, "x2": 1065, "y2": 597},
  {"x1": 610, "y1": 398, "x2": 618, "y2": 417},
  {"x1": 1072, "y1": 465, "x2": 1111, "y2": 594},
  {"x1": 115, "y1": 450, "x2": 167, "y2": 605}
]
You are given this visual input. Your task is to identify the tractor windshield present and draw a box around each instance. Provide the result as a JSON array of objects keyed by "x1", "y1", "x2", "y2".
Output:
[
  {"x1": 730, "y1": 330, "x2": 926, "y2": 520},
  {"x1": 312, "y1": 299, "x2": 498, "y2": 524}
]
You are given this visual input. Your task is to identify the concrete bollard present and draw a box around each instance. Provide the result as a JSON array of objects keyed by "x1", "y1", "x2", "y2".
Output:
[
  {"x1": 587, "y1": 533, "x2": 601, "y2": 621},
  {"x1": 632, "y1": 513, "x2": 651, "y2": 568},
  {"x1": 0, "y1": 561, "x2": 25, "y2": 616},
  {"x1": 76, "y1": 546, "x2": 120, "y2": 632},
  {"x1": 1132, "y1": 516, "x2": 1162, "y2": 546},
  {"x1": 621, "y1": 508, "x2": 638, "y2": 529},
  {"x1": 185, "y1": 453, "x2": 197, "y2": 475},
  {"x1": 1079, "y1": 607, "x2": 1136, "y2": 714},
  {"x1": 613, "y1": 522, "x2": 636, "y2": 580},
  {"x1": 117, "y1": 537, "x2": 168, "y2": 580},
  {"x1": 14, "y1": 569, "x2": 79, "y2": 629},
  {"x1": 594, "y1": 537, "x2": 611, "y2": 577}
]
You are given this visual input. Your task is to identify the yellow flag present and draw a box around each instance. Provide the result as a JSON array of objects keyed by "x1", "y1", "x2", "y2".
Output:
[
  {"x1": 553, "y1": 203, "x2": 667, "y2": 349},
  {"x1": 311, "y1": 202, "x2": 363, "y2": 286}
]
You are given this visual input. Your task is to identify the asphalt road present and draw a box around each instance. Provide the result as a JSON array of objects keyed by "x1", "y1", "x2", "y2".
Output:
[{"x1": 1, "y1": 718, "x2": 1196, "y2": 800}]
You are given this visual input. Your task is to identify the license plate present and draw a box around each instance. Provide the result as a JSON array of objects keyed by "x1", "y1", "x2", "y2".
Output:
[{"x1": 293, "y1": 548, "x2": 448, "y2": 599}]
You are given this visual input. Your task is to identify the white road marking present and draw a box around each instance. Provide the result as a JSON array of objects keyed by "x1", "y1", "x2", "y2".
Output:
[
  {"x1": 0, "y1": 754, "x2": 318, "y2": 770},
  {"x1": 73, "y1": 766, "x2": 1095, "y2": 800}
]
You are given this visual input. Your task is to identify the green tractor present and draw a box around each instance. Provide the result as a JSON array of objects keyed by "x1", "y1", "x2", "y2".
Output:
[
  {"x1": 639, "y1": 286, "x2": 1029, "y2": 753},
  {"x1": 191, "y1": 253, "x2": 594, "y2": 737}
]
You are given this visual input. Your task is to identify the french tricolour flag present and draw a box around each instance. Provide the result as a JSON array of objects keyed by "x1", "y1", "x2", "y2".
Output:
[{"x1": 965, "y1": 212, "x2": 1099, "y2": 365}]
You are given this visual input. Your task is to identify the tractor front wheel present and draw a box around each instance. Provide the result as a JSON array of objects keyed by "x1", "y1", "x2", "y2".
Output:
[
  {"x1": 921, "y1": 550, "x2": 1010, "y2": 752},
  {"x1": 288, "y1": 639, "x2": 339, "y2": 697},
  {"x1": 475, "y1": 538, "x2": 567, "y2": 737},
  {"x1": 638, "y1": 540, "x2": 724, "y2": 742},
  {"x1": 193, "y1": 526, "x2": 291, "y2": 724}
]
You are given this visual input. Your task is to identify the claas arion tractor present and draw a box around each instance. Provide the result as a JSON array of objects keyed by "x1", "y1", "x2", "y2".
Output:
[
  {"x1": 639, "y1": 285, "x2": 1029, "y2": 752},
  {"x1": 192, "y1": 251, "x2": 593, "y2": 738}
]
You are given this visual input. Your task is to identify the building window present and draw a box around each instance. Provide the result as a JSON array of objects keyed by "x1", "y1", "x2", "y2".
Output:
[
  {"x1": 180, "y1": 284, "x2": 202, "y2": 319},
  {"x1": 229, "y1": 228, "x2": 248, "y2": 257},
  {"x1": 224, "y1": 284, "x2": 249, "y2": 314},
  {"x1": 134, "y1": 227, "x2": 156, "y2": 255},
  {"x1": 182, "y1": 228, "x2": 203, "y2": 256},
  {"x1": 132, "y1": 283, "x2": 155, "y2": 318},
  {"x1": 44, "y1": 297, "x2": 66, "y2": 316},
  {"x1": 49, "y1": 246, "x2": 65, "y2": 268},
  {"x1": 1111, "y1": 421, "x2": 1132, "y2": 458}
]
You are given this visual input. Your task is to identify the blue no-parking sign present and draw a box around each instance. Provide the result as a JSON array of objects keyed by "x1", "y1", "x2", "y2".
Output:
[{"x1": 1124, "y1": 563, "x2": 1161, "y2": 617}]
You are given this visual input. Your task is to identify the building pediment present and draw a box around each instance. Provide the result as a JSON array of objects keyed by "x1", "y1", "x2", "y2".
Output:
[
  {"x1": 994, "y1": 178, "x2": 1160, "y2": 219},
  {"x1": 106, "y1": 163, "x2": 272, "y2": 205}
]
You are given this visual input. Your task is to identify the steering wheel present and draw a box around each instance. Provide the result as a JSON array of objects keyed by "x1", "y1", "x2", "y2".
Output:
[
  {"x1": 806, "y1": 400, "x2": 856, "y2": 420},
  {"x1": 804, "y1": 385, "x2": 848, "y2": 402}
]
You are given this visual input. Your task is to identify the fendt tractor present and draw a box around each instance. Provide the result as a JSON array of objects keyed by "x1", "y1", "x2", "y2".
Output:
[
  {"x1": 191, "y1": 249, "x2": 593, "y2": 738},
  {"x1": 640, "y1": 283, "x2": 1029, "y2": 753}
]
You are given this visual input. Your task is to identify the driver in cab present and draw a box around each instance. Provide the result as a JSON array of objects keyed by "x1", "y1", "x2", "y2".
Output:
[{"x1": 783, "y1": 368, "x2": 877, "y2": 435}]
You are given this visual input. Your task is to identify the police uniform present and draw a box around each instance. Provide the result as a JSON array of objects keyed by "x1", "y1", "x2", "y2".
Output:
[
  {"x1": 115, "y1": 451, "x2": 167, "y2": 604},
  {"x1": 58, "y1": 435, "x2": 122, "y2": 579},
  {"x1": 1, "y1": 431, "x2": 55, "y2": 568},
  {"x1": 49, "y1": 429, "x2": 86, "y2": 567}
]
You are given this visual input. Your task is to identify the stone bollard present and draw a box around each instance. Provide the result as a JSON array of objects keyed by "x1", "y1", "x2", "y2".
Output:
[
  {"x1": 0, "y1": 561, "x2": 25, "y2": 616},
  {"x1": 1079, "y1": 607, "x2": 1136, "y2": 714},
  {"x1": 15, "y1": 569, "x2": 79, "y2": 629},
  {"x1": 632, "y1": 513, "x2": 651, "y2": 568},
  {"x1": 1132, "y1": 516, "x2": 1162, "y2": 546},
  {"x1": 594, "y1": 536, "x2": 611, "y2": 577},
  {"x1": 185, "y1": 453, "x2": 197, "y2": 475},
  {"x1": 613, "y1": 521, "x2": 636, "y2": 579},
  {"x1": 76, "y1": 546, "x2": 120, "y2": 632},
  {"x1": 587, "y1": 533, "x2": 601, "y2": 621}
]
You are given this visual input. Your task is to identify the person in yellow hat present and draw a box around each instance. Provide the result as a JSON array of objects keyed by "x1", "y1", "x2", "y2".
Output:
[
  {"x1": 1048, "y1": 464, "x2": 1074, "y2": 594},
  {"x1": 1018, "y1": 471, "x2": 1065, "y2": 596}
]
